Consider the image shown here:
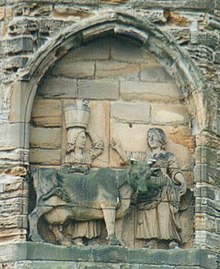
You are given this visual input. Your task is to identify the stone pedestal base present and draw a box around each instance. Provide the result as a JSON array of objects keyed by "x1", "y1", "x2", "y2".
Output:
[{"x1": 0, "y1": 243, "x2": 219, "y2": 269}]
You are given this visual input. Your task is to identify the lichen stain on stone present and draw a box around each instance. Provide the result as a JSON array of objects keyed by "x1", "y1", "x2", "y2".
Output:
[
  {"x1": 53, "y1": 10, "x2": 93, "y2": 20},
  {"x1": 169, "y1": 126, "x2": 195, "y2": 153},
  {"x1": 164, "y1": 10, "x2": 189, "y2": 26}
]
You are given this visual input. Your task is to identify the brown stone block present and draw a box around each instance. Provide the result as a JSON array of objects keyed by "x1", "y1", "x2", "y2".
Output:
[
  {"x1": 0, "y1": 189, "x2": 28, "y2": 200},
  {"x1": 120, "y1": 81, "x2": 181, "y2": 102},
  {"x1": 161, "y1": 133, "x2": 193, "y2": 171},
  {"x1": 53, "y1": 5, "x2": 95, "y2": 19},
  {"x1": 29, "y1": 149, "x2": 61, "y2": 165},
  {"x1": 38, "y1": 77, "x2": 77, "y2": 98},
  {"x1": 111, "y1": 101, "x2": 150, "y2": 124},
  {"x1": 0, "y1": 228, "x2": 26, "y2": 242},
  {"x1": 0, "y1": 198, "x2": 27, "y2": 215},
  {"x1": 88, "y1": 101, "x2": 110, "y2": 167},
  {"x1": 31, "y1": 99, "x2": 62, "y2": 127},
  {"x1": 52, "y1": 61, "x2": 95, "y2": 79},
  {"x1": 30, "y1": 127, "x2": 61, "y2": 149},
  {"x1": 110, "y1": 121, "x2": 149, "y2": 167},
  {"x1": 0, "y1": 215, "x2": 27, "y2": 229},
  {"x1": 96, "y1": 61, "x2": 139, "y2": 80},
  {"x1": 168, "y1": 126, "x2": 195, "y2": 153},
  {"x1": 151, "y1": 104, "x2": 189, "y2": 124},
  {"x1": 78, "y1": 79, "x2": 119, "y2": 100}
]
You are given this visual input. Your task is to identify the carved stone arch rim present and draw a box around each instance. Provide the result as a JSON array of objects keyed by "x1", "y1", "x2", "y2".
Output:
[{"x1": 13, "y1": 11, "x2": 208, "y2": 148}]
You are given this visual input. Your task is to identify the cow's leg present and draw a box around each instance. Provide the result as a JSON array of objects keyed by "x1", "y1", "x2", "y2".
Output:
[
  {"x1": 49, "y1": 224, "x2": 72, "y2": 246},
  {"x1": 102, "y1": 208, "x2": 121, "y2": 245}
]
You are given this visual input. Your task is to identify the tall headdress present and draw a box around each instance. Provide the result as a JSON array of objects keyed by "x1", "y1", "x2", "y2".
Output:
[{"x1": 64, "y1": 100, "x2": 90, "y2": 129}]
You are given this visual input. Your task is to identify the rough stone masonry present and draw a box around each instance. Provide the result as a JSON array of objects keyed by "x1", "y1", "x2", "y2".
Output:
[{"x1": 0, "y1": 0, "x2": 220, "y2": 268}]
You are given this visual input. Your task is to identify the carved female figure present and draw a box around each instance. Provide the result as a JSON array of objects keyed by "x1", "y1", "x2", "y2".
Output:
[
  {"x1": 64, "y1": 127, "x2": 104, "y2": 167},
  {"x1": 63, "y1": 127, "x2": 104, "y2": 245},
  {"x1": 136, "y1": 128, "x2": 187, "y2": 248},
  {"x1": 111, "y1": 127, "x2": 187, "y2": 248}
]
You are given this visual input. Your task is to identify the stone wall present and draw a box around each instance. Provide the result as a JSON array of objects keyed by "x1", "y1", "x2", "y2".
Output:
[{"x1": 0, "y1": 0, "x2": 219, "y2": 266}]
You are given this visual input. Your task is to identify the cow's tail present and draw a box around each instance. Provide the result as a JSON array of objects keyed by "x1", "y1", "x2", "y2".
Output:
[{"x1": 41, "y1": 187, "x2": 71, "y2": 203}]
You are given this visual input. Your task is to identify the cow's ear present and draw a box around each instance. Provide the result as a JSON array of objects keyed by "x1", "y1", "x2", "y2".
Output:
[
  {"x1": 147, "y1": 158, "x2": 156, "y2": 166},
  {"x1": 130, "y1": 158, "x2": 138, "y2": 165}
]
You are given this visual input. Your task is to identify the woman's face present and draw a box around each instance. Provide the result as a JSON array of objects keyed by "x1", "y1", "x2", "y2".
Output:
[
  {"x1": 147, "y1": 132, "x2": 162, "y2": 149},
  {"x1": 75, "y1": 131, "x2": 87, "y2": 149}
]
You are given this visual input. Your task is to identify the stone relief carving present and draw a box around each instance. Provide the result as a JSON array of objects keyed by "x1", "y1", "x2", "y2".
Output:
[
  {"x1": 111, "y1": 128, "x2": 187, "y2": 249},
  {"x1": 29, "y1": 101, "x2": 189, "y2": 248},
  {"x1": 63, "y1": 101, "x2": 104, "y2": 168}
]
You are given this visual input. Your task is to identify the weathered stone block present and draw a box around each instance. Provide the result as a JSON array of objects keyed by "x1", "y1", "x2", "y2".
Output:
[
  {"x1": 38, "y1": 77, "x2": 77, "y2": 98},
  {"x1": 111, "y1": 101, "x2": 150, "y2": 124},
  {"x1": 0, "y1": 197, "x2": 27, "y2": 215},
  {"x1": 0, "y1": 37, "x2": 33, "y2": 55},
  {"x1": 214, "y1": 51, "x2": 220, "y2": 64},
  {"x1": 96, "y1": 61, "x2": 139, "y2": 79},
  {"x1": 31, "y1": 99, "x2": 62, "y2": 127},
  {"x1": 0, "y1": 243, "x2": 219, "y2": 268},
  {"x1": 30, "y1": 127, "x2": 61, "y2": 149},
  {"x1": 111, "y1": 37, "x2": 156, "y2": 63},
  {"x1": 0, "y1": 149, "x2": 29, "y2": 169},
  {"x1": 110, "y1": 121, "x2": 149, "y2": 166},
  {"x1": 194, "y1": 164, "x2": 220, "y2": 186},
  {"x1": 0, "y1": 228, "x2": 26, "y2": 244},
  {"x1": 52, "y1": 61, "x2": 95, "y2": 79},
  {"x1": 194, "y1": 185, "x2": 216, "y2": 200},
  {"x1": 29, "y1": 149, "x2": 61, "y2": 165},
  {"x1": 195, "y1": 230, "x2": 220, "y2": 253},
  {"x1": 195, "y1": 197, "x2": 220, "y2": 217},
  {"x1": 0, "y1": 215, "x2": 27, "y2": 229},
  {"x1": 151, "y1": 104, "x2": 188, "y2": 124},
  {"x1": 0, "y1": 123, "x2": 29, "y2": 149},
  {"x1": 190, "y1": 31, "x2": 219, "y2": 49},
  {"x1": 168, "y1": 126, "x2": 195, "y2": 153},
  {"x1": 8, "y1": 19, "x2": 39, "y2": 35},
  {"x1": 195, "y1": 147, "x2": 217, "y2": 166},
  {"x1": 130, "y1": 0, "x2": 213, "y2": 10},
  {"x1": 140, "y1": 63, "x2": 173, "y2": 82},
  {"x1": 38, "y1": 19, "x2": 71, "y2": 36},
  {"x1": 2, "y1": 56, "x2": 28, "y2": 72},
  {"x1": 67, "y1": 37, "x2": 110, "y2": 61},
  {"x1": 120, "y1": 81, "x2": 181, "y2": 102},
  {"x1": 88, "y1": 101, "x2": 110, "y2": 167},
  {"x1": 78, "y1": 79, "x2": 119, "y2": 99}
]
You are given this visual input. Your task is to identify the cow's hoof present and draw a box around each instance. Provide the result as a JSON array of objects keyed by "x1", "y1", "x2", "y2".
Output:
[
  {"x1": 108, "y1": 236, "x2": 121, "y2": 246},
  {"x1": 59, "y1": 238, "x2": 72, "y2": 247},
  {"x1": 73, "y1": 237, "x2": 84, "y2": 246}
]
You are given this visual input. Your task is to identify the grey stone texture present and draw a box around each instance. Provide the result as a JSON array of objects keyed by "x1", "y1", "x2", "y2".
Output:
[
  {"x1": 0, "y1": 243, "x2": 219, "y2": 269},
  {"x1": 0, "y1": 0, "x2": 219, "y2": 265}
]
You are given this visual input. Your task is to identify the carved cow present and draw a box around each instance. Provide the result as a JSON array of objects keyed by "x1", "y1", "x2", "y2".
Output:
[{"x1": 29, "y1": 161, "x2": 161, "y2": 246}]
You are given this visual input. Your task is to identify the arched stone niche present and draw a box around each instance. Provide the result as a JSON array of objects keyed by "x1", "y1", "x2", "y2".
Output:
[
  {"x1": 29, "y1": 33, "x2": 195, "y2": 248},
  {"x1": 9, "y1": 13, "x2": 216, "y2": 250}
]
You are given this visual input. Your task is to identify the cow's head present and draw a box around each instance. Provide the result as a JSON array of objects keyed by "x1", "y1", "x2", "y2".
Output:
[{"x1": 128, "y1": 159, "x2": 162, "y2": 194}]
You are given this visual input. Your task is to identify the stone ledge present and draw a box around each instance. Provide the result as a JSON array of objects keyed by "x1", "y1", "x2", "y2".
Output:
[{"x1": 0, "y1": 243, "x2": 218, "y2": 269}]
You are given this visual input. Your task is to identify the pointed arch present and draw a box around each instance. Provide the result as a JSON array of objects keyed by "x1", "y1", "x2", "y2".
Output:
[{"x1": 11, "y1": 11, "x2": 210, "y2": 149}]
